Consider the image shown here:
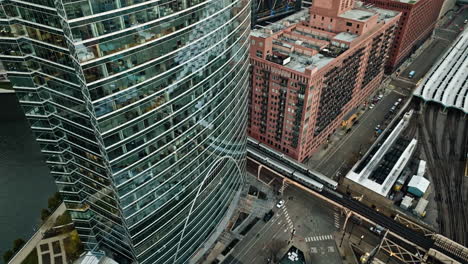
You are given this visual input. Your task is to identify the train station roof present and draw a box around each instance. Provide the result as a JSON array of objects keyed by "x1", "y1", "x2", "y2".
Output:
[
  {"x1": 346, "y1": 111, "x2": 417, "y2": 197},
  {"x1": 414, "y1": 27, "x2": 468, "y2": 114}
]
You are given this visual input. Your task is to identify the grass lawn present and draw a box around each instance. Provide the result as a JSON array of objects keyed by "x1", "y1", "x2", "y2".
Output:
[{"x1": 21, "y1": 249, "x2": 38, "y2": 264}]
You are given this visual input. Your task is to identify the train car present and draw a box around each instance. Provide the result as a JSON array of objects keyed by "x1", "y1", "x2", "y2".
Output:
[
  {"x1": 268, "y1": 158, "x2": 294, "y2": 176},
  {"x1": 258, "y1": 143, "x2": 285, "y2": 159},
  {"x1": 280, "y1": 155, "x2": 308, "y2": 174},
  {"x1": 291, "y1": 171, "x2": 324, "y2": 192},
  {"x1": 247, "y1": 137, "x2": 260, "y2": 147},
  {"x1": 308, "y1": 169, "x2": 338, "y2": 190},
  {"x1": 247, "y1": 147, "x2": 268, "y2": 163}
]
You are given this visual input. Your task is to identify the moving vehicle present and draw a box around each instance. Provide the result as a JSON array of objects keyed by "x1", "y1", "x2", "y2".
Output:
[
  {"x1": 370, "y1": 225, "x2": 385, "y2": 236},
  {"x1": 408, "y1": 70, "x2": 416, "y2": 79},
  {"x1": 276, "y1": 200, "x2": 285, "y2": 208}
]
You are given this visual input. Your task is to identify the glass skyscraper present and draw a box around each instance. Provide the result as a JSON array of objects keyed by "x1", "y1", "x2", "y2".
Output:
[{"x1": 0, "y1": 0, "x2": 250, "y2": 263}]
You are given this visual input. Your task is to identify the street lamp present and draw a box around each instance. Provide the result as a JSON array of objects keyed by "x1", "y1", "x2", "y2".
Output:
[{"x1": 359, "y1": 235, "x2": 364, "y2": 245}]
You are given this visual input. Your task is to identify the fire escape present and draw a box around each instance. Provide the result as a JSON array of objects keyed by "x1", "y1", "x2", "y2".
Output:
[
  {"x1": 259, "y1": 68, "x2": 271, "y2": 134},
  {"x1": 314, "y1": 48, "x2": 365, "y2": 136},
  {"x1": 362, "y1": 25, "x2": 394, "y2": 88}
]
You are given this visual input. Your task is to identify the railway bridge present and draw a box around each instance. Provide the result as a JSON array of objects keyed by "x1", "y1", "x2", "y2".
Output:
[{"x1": 246, "y1": 144, "x2": 468, "y2": 264}]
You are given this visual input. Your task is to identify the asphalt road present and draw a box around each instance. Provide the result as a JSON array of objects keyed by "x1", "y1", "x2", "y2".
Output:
[
  {"x1": 398, "y1": 6, "x2": 468, "y2": 83},
  {"x1": 283, "y1": 185, "x2": 342, "y2": 264},
  {"x1": 309, "y1": 90, "x2": 405, "y2": 178},
  {"x1": 225, "y1": 176, "x2": 343, "y2": 264},
  {"x1": 399, "y1": 39, "x2": 451, "y2": 82}
]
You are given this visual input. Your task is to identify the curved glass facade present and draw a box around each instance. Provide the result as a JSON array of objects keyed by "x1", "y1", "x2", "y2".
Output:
[{"x1": 0, "y1": 0, "x2": 250, "y2": 263}]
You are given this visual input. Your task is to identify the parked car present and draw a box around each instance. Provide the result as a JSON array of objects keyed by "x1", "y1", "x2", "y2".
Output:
[
  {"x1": 276, "y1": 200, "x2": 285, "y2": 208},
  {"x1": 397, "y1": 98, "x2": 403, "y2": 103},
  {"x1": 263, "y1": 210, "x2": 274, "y2": 222},
  {"x1": 394, "y1": 101, "x2": 400, "y2": 106},
  {"x1": 378, "y1": 94, "x2": 384, "y2": 99},
  {"x1": 375, "y1": 124, "x2": 381, "y2": 131},
  {"x1": 390, "y1": 106, "x2": 396, "y2": 112},
  {"x1": 369, "y1": 104, "x2": 375, "y2": 109}
]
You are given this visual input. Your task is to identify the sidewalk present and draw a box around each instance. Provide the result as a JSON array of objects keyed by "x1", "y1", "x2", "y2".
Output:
[{"x1": 8, "y1": 203, "x2": 66, "y2": 264}]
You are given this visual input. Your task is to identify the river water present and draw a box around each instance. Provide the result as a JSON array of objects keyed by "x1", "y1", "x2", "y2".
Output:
[{"x1": 0, "y1": 93, "x2": 56, "y2": 258}]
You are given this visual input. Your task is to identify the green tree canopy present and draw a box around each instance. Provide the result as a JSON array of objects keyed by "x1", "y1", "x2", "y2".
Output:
[
  {"x1": 41, "y1": 208, "x2": 50, "y2": 221},
  {"x1": 47, "y1": 192, "x2": 62, "y2": 211},
  {"x1": 12, "y1": 238, "x2": 25, "y2": 252},
  {"x1": 3, "y1": 250, "x2": 14, "y2": 263}
]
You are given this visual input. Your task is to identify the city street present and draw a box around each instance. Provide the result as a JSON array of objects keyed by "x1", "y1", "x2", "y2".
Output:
[
  {"x1": 224, "y1": 176, "x2": 343, "y2": 264},
  {"x1": 306, "y1": 90, "x2": 406, "y2": 179}
]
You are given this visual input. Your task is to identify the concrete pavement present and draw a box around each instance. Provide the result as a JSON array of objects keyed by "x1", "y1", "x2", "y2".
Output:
[{"x1": 8, "y1": 203, "x2": 66, "y2": 264}]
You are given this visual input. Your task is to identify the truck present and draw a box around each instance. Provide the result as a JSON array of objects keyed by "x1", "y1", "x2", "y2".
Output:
[{"x1": 408, "y1": 70, "x2": 416, "y2": 79}]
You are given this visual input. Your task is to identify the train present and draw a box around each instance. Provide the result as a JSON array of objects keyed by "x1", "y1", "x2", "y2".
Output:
[{"x1": 247, "y1": 137, "x2": 339, "y2": 191}]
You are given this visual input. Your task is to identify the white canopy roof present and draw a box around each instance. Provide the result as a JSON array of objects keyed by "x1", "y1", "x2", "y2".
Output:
[{"x1": 414, "y1": 27, "x2": 468, "y2": 114}]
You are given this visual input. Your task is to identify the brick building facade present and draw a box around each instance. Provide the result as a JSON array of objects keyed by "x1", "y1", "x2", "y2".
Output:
[
  {"x1": 248, "y1": 0, "x2": 400, "y2": 161},
  {"x1": 362, "y1": 0, "x2": 445, "y2": 73}
]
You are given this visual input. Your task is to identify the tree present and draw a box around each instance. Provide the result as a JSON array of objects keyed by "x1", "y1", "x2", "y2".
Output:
[
  {"x1": 41, "y1": 208, "x2": 50, "y2": 221},
  {"x1": 47, "y1": 192, "x2": 62, "y2": 211},
  {"x1": 3, "y1": 250, "x2": 14, "y2": 263},
  {"x1": 55, "y1": 212, "x2": 72, "y2": 227},
  {"x1": 12, "y1": 238, "x2": 25, "y2": 252},
  {"x1": 64, "y1": 231, "x2": 84, "y2": 262}
]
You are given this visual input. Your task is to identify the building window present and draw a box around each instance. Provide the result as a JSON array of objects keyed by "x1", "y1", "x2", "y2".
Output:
[{"x1": 346, "y1": 22, "x2": 352, "y2": 26}]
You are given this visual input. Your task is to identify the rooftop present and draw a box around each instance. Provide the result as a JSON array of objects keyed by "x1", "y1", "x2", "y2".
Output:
[
  {"x1": 414, "y1": 27, "x2": 468, "y2": 114},
  {"x1": 346, "y1": 111, "x2": 418, "y2": 197},
  {"x1": 251, "y1": 2, "x2": 399, "y2": 74},
  {"x1": 333, "y1": 32, "x2": 359, "y2": 42},
  {"x1": 339, "y1": 9, "x2": 375, "y2": 21},
  {"x1": 251, "y1": 9, "x2": 310, "y2": 38},
  {"x1": 395, "y1": 0, "x2": 419, "y2": 3},
  {"x1": 354, "y1": 2, "x2": 400, "y2": 22}
]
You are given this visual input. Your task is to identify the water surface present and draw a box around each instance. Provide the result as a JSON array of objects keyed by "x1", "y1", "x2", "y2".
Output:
[{"x1": 0, "y1": 93, "x2": 56, "y2": 258}]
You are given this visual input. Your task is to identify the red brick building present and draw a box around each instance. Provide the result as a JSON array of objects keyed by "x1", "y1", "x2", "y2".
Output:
[
  {"x1": 361, "y1": 0, "x2": 445, "y2": 72},
  {"x1": 248, "y1": 0, "x2": 400, "y2": 161}
]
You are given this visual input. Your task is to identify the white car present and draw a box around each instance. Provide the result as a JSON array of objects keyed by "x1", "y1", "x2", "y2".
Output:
[
  {"x1": 394, "y1": 101, "x2": 399, "y2": 106},
  {"x1": 276, "y1": 200, "x2": 285, "y2": 208},
  {"x1": 378, "y1": 94, "x2": 383, "y2": 99},
  {"x1": 370, "y1": 225, "x2": 385, "y2": 236},
  {"x1": 369, "y1": 104, "x2": 375, "y2": 109},
  {"x1": 397, "y1": 98, "x2": 403, "y2": 103}
]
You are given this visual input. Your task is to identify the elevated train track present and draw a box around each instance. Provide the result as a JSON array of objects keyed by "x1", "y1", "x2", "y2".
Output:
[{"x1": 246, "y1": 138, "x2": 468, "y2": 264}]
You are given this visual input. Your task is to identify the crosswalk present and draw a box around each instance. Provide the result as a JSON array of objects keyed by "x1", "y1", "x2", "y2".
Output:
[
  {"x1": 281, "y1": 206, "x2": 294, "y2": 232},
  {"x1": 305, "y1": 234, "x2": 334, "y2": 242},
  {"x1": 279, "y1": 181, "x2": 290, "y2": 194},
  {"x1": 333, "y1": 208, "x2": 341, "y2": 229}
]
